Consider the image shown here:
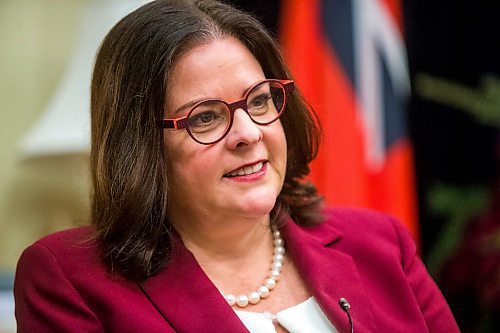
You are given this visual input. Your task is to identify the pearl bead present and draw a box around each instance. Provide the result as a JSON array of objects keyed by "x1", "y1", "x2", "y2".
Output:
[
  {"x1": 225, "y1": 294, "x2": 236, "y2": 306},
  {"x1": 248, "y1": 291, "x2": 260, "y2": 304},
  {"x1": 273, "y1": 254, "x2": 284, "y2": 262},
  {"x1": 272, "y1": 261, "x2": 283, "y2": 271},
  {"x1": 265, "y1": 278, "x2": 276, "y2": 290},
  {"x1": 258, "y1": 286, "x2": 270, "y2": 298},
  {"x1": 221, "y1": 227, "x2": 284, "y2": 308},
  {"x1": 275, "y1": 246, "x2": 285, "y2": 255},
  {"x1": 236, "y1": 295, "x2": 249, "y2": 307},
  {"x1": 270, "y1": 270, "x2": 281, "y2": 280}
]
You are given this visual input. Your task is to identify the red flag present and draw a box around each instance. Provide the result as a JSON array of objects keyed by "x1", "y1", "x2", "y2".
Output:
[{"x1": 280, "y1": 0, "x2": 419, "y2": 240}]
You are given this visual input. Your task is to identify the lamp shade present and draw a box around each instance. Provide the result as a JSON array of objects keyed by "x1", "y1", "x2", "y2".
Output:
[{"x1": 18, "y1": 0, "x2": 151, "y2": 159}]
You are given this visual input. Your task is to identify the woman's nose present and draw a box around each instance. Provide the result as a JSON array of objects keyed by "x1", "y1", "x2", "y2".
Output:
[{"x1": 225, "y1": 108, "x2": 262, "y2": 149}]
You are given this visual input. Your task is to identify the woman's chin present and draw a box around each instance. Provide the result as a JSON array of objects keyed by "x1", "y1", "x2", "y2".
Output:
[{"x1": 235, "y1": 190, "x2": 278, "y2": 218}]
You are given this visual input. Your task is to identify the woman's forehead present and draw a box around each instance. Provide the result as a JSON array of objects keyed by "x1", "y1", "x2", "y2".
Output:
[{"x1": 165, "y1": 37, "x2": 266, "y2": 114}]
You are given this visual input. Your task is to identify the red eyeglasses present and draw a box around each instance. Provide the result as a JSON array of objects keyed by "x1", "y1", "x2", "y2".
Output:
[{"x1": 159, "y1": 79, "x2": 294, "y2": 145}]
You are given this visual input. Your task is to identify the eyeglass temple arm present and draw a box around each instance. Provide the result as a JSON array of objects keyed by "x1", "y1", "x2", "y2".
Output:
[
  {"x1": 280, "y1": 80, "x2": 295, "y2": 93},
  {"x1": 158, "y1": 117, "x2": 188, "y2": 129}
]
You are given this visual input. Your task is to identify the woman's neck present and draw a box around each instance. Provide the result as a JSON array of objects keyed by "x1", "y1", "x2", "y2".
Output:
[
  {"x1": 172, "y1": 213, "x2": 276, "y2": 297},
  {"x1": 171, "y1": 212, "x2": 292, "y2": 310},
  {"x1": 172, "y1": 213, "x2": 273, "y2": 264}
]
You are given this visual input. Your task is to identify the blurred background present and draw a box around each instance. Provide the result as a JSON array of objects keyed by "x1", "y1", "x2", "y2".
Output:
[{"x1": 0, "y1": 0, "x2": 498, "y2": 332}]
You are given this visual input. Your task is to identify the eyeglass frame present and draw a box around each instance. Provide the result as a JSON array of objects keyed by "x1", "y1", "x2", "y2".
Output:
[{"x1": 158, "y1": 79, "x2": 295, "y2": 145}]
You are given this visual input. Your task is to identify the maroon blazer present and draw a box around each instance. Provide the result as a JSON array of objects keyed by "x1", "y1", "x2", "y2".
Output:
[{"x1": 14, "y1": 208, "x2": 459, "y2": 332}]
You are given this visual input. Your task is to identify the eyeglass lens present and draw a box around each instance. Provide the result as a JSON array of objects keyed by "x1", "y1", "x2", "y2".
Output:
[{"x1": 187, "y1": 81, "x2": 286, "y2": 144}]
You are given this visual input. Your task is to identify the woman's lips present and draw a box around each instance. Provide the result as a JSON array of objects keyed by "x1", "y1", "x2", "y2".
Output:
[{"x1": 224, "y1": 161, "x2": 266, "y2": 178}]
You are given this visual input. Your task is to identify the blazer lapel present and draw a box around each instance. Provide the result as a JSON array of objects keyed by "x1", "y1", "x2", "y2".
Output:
[
  {"x1": 141, "y1": 215, "x2": 377, "y2": 333},
  {"x1": 141, "y1": 234, "x2": 248, "y2": 332},
  {"x1": 282, "y1": 217, "x2": 378, "y2": 333}
]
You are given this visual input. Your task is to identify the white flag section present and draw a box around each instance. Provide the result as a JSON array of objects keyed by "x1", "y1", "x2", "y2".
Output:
[
  {"x1": 353, "y1": 0, "x2": 410, "y2": 170},
  {"x1": 18, "y1": 0, "x2": 152, "y2": 159}
]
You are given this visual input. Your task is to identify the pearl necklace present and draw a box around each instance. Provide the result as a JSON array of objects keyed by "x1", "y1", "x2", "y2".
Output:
[{"x1": 222, "y1": 226, "x2": 285, "y2": 308}]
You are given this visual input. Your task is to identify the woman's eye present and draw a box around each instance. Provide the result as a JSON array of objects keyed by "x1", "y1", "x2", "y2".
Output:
[
  {"x1": 190, "y1": 111, "x2": 216, "y2": 125},
  {"x1": 249, "y1": 93, "x2": 271, "y2": 108},
  {"x1": 199, "y1": 112, "x2": 214, "y2": 123}
]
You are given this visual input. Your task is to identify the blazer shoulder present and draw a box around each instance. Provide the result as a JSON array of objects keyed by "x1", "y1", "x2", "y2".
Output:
[
  {"x1": 19, "y1": 226, "x2": 102, "y2": 276},
  {"x1": 316, "y1": 207, "x2": 416, "y2": 258},
  {"x1": 321, "y1": 207, "x2": 402, "y2": 236},
  {"x1": 33, "y1": 226, "x2": 95, "y2": 254}
]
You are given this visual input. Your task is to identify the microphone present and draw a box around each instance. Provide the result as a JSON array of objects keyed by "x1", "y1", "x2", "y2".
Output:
[{"x1": 339, "y1": 297, "x2": 354, "y2": 333}]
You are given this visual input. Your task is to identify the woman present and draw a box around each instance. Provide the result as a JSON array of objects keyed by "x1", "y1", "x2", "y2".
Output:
[{"x1": 14, "y1": 1, "x2": 459, "y2": 332}]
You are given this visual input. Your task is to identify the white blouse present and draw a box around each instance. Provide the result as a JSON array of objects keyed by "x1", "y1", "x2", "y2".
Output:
[{"x1": 234, "y1": 297, "x2": 339, "y2": 333}]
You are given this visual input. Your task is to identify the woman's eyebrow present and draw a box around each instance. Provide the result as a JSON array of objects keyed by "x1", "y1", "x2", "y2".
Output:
[
  {"x1": 171, "y1": 81, "x2": 261, "y2": 115},
  {"x1": 172, "y1": 98, "x2": 207, "y2": 115}
]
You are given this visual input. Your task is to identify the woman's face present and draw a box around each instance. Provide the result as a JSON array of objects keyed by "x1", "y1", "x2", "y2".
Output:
[{"x1": 163, "y1": 37, "x2": 287, "y2": 225}]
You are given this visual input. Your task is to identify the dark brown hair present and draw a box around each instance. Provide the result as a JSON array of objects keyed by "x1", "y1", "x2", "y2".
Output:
[{"x1": 90, "y1": 0, "x2": 323, "y2": 281}]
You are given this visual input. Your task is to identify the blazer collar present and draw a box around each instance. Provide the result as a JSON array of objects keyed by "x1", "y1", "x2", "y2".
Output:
[
  {"x1": 141, "y1": 213, "x2": 377, "y2": 333},
  {"x1": 141, "y1": 233, "x2": 248, "y2": 332},
  {"x1": 282, "y1": 215, "x2": 378, "y2": 333}
]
